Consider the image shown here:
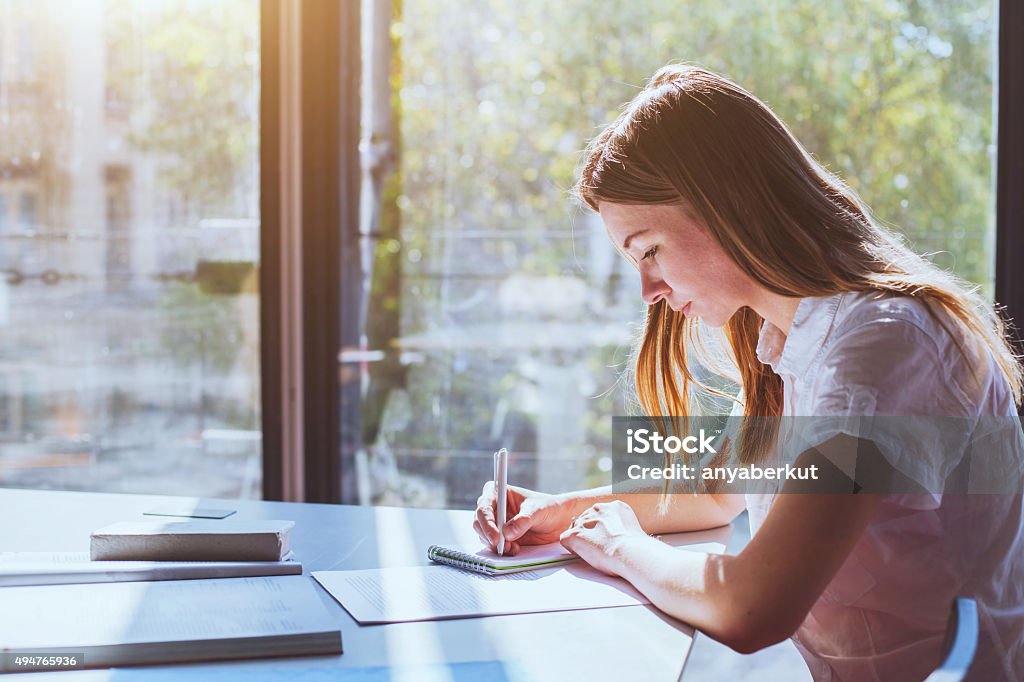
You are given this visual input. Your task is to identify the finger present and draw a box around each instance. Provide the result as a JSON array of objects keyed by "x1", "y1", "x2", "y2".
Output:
[
  {"x1": 475, "y1": 503, "x2": 499, "y2": 545},
  {"x1": 473, "y1": 517, "x2": 490, "y2": 541},
  {"x1": 559, "y1": 527, "x2": 578, "y2": 551},
  {"x1": 477, "y1": 495, "x2": 496, "y2": 521},
  {"x1": 477, "y1": 516, "x2": 498, "y2": 547},
  {"x1": 572, "y1": 510, "x2": 593, "y2": 527},
  {"x1": 501, "y1": 486, "x2": 518, "y2": 521},
  {"x1": 503, "y1": 516, "x2": 522, "y2": 542},
  {"x1": 472, "y1": 519, "x2": 489, "y2": 547},
  {"x1": 503, "y1": 513, "x2": 534, "y2": 542}
]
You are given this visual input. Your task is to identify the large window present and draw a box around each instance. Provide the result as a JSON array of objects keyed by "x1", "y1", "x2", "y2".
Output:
[
  {"x1": 1, "y1": 1, "x2": 1001, "y2": 504},
  {"x1": 352, "y1": 0, "x2": 997, "y2": 507},
  {"x1": 0, "y1": 0, "x2": 261, "y2": 496}
]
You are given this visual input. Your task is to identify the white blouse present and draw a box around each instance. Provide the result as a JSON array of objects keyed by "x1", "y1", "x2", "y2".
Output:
[{"x1": 747, "y1": 290, "x2": 1024, "y2": 681}]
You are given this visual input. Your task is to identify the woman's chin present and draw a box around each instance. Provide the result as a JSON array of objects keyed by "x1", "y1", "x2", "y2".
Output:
[{"x1": 697, "y1": 309, "x2": 731, "y2": 328}]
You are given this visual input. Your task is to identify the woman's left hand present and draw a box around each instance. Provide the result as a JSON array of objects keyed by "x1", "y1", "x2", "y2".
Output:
[{"x1": 559, "y1": 500, "x2": 649, "y2": 577}]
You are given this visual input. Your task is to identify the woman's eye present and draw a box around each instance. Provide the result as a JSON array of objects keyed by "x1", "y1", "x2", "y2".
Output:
[{"x1": 641, "y1": 246, "x2": 658, "y2": 261}]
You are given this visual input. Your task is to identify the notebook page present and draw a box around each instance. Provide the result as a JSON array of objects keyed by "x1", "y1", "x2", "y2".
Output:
[
  {"x1": 434, "y1": 542, "x2": 574, "y2": 567},
  {"x1": 432, "y1": 523, "x2": 730, "y2": 568}
]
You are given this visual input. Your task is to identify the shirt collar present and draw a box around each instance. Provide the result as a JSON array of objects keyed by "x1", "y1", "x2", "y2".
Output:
[{"x1": 755, "y1": 293, "x2": 845, "y2": 378}]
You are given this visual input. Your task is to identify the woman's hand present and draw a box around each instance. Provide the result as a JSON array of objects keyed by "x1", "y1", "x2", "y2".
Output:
[
  {"x1": 559, "y1": 500, "x2": 651, "y2": 577},
  {"x1": 473, "y1": 483, "x2": 574, "y2": 555}
]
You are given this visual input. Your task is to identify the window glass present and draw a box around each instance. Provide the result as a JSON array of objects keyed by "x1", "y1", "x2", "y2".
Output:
[
  {"x1": 356, "y1": 0, "x2": 995, "y2": 507},
  {"x1": 0, "y1": 0, "x2": 261, "y2": 497},
  {"x1": 17, "y1": 193, "x2": 35, "y2": 231}
]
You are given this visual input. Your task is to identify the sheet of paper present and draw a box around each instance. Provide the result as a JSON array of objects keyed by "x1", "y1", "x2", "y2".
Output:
[
  {"x1": 0, "y1": 575, "x2": 337, "y2": 649},
  {"x1": 314, "y1": 562, "x2": 651, "y2": 624}
]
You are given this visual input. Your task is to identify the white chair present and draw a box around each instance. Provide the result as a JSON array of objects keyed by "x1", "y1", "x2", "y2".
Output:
[{"x1": 924, "y1": 598, "x2": 978, "y2": 682}]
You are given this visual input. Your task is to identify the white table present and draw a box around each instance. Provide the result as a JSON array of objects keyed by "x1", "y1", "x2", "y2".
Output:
[{"x1": 0, "y1": 488, "x2": 731, "y2": 681}]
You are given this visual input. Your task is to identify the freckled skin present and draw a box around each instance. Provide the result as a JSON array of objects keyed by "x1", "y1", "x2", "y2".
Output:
[
  {"x1": 599, "y1": 202, "x2": 752, "y2": 326},
  {"x1": 599, "y1": 202, "x2": 796, "y2": 331}
]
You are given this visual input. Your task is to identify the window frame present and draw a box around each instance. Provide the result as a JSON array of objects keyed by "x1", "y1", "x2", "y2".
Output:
[
  {"x1": 996, "y1": 0, "x2": 1024, "y2": 412},
  {"x1": 260, "y1": 0, "x2": 361, "y2": 502}
]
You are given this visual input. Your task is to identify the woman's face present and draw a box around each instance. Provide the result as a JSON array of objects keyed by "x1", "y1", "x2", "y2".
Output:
[{"x1": 599, "y1": 202, "x2": 757, "y2": 328}]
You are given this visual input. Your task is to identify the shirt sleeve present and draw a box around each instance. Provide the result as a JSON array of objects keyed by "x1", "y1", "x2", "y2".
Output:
[{"x1": 792, "y1": 315, "x2": 974, "y2": 508}]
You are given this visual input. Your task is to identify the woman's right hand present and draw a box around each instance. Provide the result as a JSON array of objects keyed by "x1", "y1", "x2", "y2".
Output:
[{"x1": 473, "y1": 482, "x2": 575, "y2": 555}]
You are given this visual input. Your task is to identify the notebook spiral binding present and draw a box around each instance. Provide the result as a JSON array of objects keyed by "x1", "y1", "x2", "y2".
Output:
[{"x1": 427, "y1": 545, "x2": 498, "y2": 575}]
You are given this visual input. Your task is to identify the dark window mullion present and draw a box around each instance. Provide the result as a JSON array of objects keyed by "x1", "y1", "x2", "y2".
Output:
[
  {"x1": 259, "y1": 0, "x2": 284, "y2": 501},
  {"x1": 261, "y1": 0, "x2": 360, "y2": 502},
  {"x1": 996, "y1": 0, "x2": 1024, "y2": 414}
]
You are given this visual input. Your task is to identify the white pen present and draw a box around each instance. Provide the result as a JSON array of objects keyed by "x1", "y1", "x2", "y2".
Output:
[{"x1": 494, "y1": 447, "x2": 509, "y2": 556}]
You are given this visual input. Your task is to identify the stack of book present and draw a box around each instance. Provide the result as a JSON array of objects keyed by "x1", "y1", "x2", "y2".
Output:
[{"x1": 0, "y1": 519, "x2": 343, "y2": 672}]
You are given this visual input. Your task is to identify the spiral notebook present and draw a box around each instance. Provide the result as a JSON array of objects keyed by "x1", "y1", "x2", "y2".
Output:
[{"x1": 426, "y1": 542, "x2": 577, "y2": 575}]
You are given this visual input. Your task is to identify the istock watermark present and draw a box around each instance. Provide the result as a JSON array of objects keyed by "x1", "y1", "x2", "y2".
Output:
[
  {"x1": 610, "y1": 415, "x2": 1024, "y2": 496},
  {"x1": 625, "y1": 427, "x2": 718, "y2": 455}
]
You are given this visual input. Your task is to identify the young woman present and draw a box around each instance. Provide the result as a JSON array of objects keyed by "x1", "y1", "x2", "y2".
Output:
[{"x1": 473, "y1": 65, "x2": 1024, "y2": 680}]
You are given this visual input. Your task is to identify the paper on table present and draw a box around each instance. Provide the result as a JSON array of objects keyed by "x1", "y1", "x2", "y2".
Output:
[
  {"x1": 314, "y1": 525, "x2": 731, "y2": 625},
  {"x1": 313, "y1": 562, "x2": 650, "y2": 624},
  {"x1": 0, "y1": 551, "x2": 301, "y2": 587}
]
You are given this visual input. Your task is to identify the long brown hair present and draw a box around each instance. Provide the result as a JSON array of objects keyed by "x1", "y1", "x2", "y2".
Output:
[{"x1": 575, "y1": 64, "x2": 1022, "y2": 465}]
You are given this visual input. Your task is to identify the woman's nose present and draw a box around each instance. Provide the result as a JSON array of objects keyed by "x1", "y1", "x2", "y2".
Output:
[{"x1": 641, "y1": 271, "x2": 671, "y2": 305}]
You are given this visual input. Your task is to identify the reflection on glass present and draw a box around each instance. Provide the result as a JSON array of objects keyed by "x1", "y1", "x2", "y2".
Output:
[
  {"x1": 355, "y1": 0, "x2": 995, "y2": 508},
  {"x1": 0, "y1": 0, "x2": 261, "y2": 497},
  {"x1": 17, "y1": 194, "x2": 35, "y2": 231}
]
